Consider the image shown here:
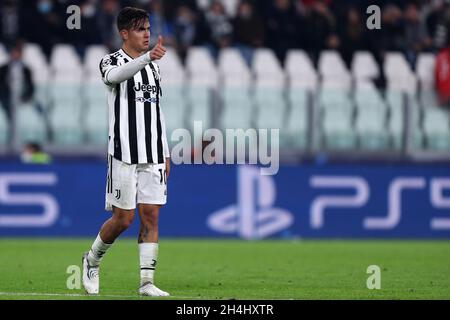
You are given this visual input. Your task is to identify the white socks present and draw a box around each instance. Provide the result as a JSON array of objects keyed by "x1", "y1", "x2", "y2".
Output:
[
  {"x1": 139, "y1": 243, "x2": 158, "y2": 286},
  {"x1": 87, "y1": 234, "x2": 112, "y2": 267}
]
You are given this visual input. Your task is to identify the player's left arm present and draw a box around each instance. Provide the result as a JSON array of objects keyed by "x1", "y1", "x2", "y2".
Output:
[
  {"x1": 157, "y1": 62, "x2": 170, "y2": 178},
  {"x1": 166, "y1": 157, "x2": 170, "y2": 178}
]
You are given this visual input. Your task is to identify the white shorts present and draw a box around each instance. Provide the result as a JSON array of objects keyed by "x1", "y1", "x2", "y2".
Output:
[{"x1": 105, "y1": 155, "x2": 167, "y2": 211}]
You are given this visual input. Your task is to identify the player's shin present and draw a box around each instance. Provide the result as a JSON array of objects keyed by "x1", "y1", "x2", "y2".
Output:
[{"x1": 139, "y1": 242, "x2": 158, "y2": 285}]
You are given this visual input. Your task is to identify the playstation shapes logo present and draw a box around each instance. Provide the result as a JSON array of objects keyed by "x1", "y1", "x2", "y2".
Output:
[{"x1": 208, "y1": 166, "x2": 293, "y2": 239}]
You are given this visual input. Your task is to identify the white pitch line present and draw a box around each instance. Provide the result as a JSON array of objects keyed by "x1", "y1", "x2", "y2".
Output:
[{"x1": 0, "y1": 292, "x2": 204, "y2": 299}]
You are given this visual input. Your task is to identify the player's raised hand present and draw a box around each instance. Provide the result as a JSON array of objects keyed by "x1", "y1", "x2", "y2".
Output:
[{"x1": 150, "y1": 35, "x2": 166, "y2": 61}]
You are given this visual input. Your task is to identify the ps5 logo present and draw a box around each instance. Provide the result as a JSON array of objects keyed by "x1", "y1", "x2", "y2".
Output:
[
  {"x1": 0, "y1": 173, "x2": 59, "y2": 227},
  {"x1": 208, "y1": 166, "x2": 293, "y2": 239}
]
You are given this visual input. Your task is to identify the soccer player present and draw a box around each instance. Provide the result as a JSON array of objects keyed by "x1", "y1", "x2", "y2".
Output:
[{"x1": 82, "y1": 7, "x2": 170, "y2": 297}]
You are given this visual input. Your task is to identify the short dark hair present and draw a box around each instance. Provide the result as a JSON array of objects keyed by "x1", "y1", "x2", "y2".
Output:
[{"x1": 117, "y1": 7, "x2": 149, "y2": 32}]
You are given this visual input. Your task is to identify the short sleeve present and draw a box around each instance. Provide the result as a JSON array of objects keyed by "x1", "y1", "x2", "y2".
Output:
[{"x1": 99, "y1": 54, "x2": 118, "y2": 86}]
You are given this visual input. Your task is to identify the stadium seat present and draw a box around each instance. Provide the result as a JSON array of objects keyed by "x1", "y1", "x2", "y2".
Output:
[
  {"x1": 16, "y1": 104, "x2": 47, "y2": 144},
  {"x1": 286, "y1": 88, "x2": 309, "y2": 148},
  {"x1": 423, "y1": 106, "x2": 450, "y2": 150},
  {"x1": 355, "y1": 108, "x2": 389, "y2": 150},
  {"x1": 252, "y1": 48, "x2": 285, "y2": 86},
  {"x1": 254, "y1": 87, "x2": 286, "y2": 126},
  {"x1": 84, "y1": 94, "x2": 108, "y2": 146},
  {"x1": 384, "y1": 52, "x2": 417, "y2": 93},
  {"x1": 50, "y1": 44, "x2": 83, "y2": 80},
  {"x1": 84, "y1": 45, "x2": 108, "y2": 79},
  {"x1": 354, "y1": 85, "x2": 388, "y2": 114},
  {"x1": 318, "y1": 50, "x2": 352, "y2": 89},
  {"x1": 218, "y1": 48, "x2": 252, "y2": 86},
  {"x1": 48, "y1": 82, "x2": 83, "y2": 145},
  {"x1": 157, "y1": 48, "x2": 185, "y2": 85},
  {"x1": 285, "y1": 50, "x2": 318, "y2": 90},
  {"x1": 220, "y1": 87, "x2": 254, "y2": 129},
  {"x1": 161, "y1": 85, "x2": 187, "y2": 142},
  {"x1": 387, "y1": 91, "x2": 424, "y2": 149},
  {"x1": 318, "y1": 88, "x2": 353, "y2": 114},
  {"x1": 322, "y1": 107, "x2": 356, "y2": 150},
  {"x1": 351, "y1": 51, "x2": 380, "y2": 81},
  {"x1": 186, "y1": 85, "x2": 212, "y2": 129},
  {"x1": 186, "y1": 47, "x2": 218, "y2": 87},
  {"x1": 0, "y1": 105, "x2": 9, "y2": 146},
  {"x1": 416, "y1": 53, "x2": 436, "y2": 90},
  {"x1": 419, "y1": 89, "x2": 439, "y2": 109}
]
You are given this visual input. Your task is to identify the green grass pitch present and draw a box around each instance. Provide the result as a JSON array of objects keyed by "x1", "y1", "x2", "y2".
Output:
[{"x1": 0, "y1": 238, "x2": 449, "y2": 300}]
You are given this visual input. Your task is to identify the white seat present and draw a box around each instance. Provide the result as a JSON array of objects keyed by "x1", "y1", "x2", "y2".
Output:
[
  {"x1": 220, "y1": 87, "x2": 253, "y2": 129},
  {"x1": 384, "y1": 52, "x2": 417, "y2": 93},
  {"x1": 161, "y1": 85, "x2": 187, "y2": 137},
  {"x1": 186, "y1": 47, "x2": 218, "y2": 87},
  {"x1": 318, "y1": 50, "x2": 352, "y2": 88},
  {"x1": 354, "y1": 85, "x2": 387, "y2": 113},
  {"x1": 254, "y1": 87, "x2": 286, "y2": 129},
  {"x1": 416, "y1": 53, "x2": 436, "y2": 90},
  {"x1": 252, "y1": 48, "x2": 285, "y2": 86},
  {"x1": 218, "y1": 48, "x2": 252, "y2": 86},
  {"x1": 352, "y1": 51, "x2": 380, "y2": 81},
  {"x1": 285, "y1": 49, "x2": 318, "y2": 90},
  {"x1": 157, "y1": 48, "x2": 185, "y2": 85},
  {"x1": 17, "y1": 104, "x2": 47, "y2": 144},
  {"x1": 0, "y1": 106, "x2": 9, "y2": 146},
  {"x1": 50, "y1": 45, "x2": 83, "y2": 81},
  {"x1": 187, "y1": 85, "x2": 212, "y2": 129},
  {"x1": 318, "y1": 88, "x2": 353, "y2": 114},
  {"x1": 84, "y1": 45, "x2": 109, "y2": 75}
]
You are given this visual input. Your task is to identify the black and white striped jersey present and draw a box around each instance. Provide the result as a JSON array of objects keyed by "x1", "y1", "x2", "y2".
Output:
[{"x1": 99, "y1": 48, "x2": 170, "y2": 164}]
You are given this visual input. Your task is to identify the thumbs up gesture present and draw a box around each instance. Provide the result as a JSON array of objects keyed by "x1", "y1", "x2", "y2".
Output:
[{"x1": 150, "y1": 35, "x2": 166, "y2": 61}]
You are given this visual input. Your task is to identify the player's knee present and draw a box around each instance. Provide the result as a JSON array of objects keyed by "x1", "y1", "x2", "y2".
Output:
[
  {"x1": 118, "y1": 216, "x2": 134, "y2": 230},
  {"x1": 140, "y1": 206, "x2": 159, "y2": 227},
  {"x1": 113, "y1": 210, "x2": 135, "y2": 230}
]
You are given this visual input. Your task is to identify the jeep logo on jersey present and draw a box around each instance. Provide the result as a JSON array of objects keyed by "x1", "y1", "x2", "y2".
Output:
[
  {"x1": 207, "y1": 166, "x2": 294, "y2": 239},
  {"x1": 133, "y1": 82, "x2": 157, "y2": 94}
]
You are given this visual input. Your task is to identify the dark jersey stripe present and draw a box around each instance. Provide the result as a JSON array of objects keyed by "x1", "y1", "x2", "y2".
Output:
[
  {"x1": 140, "y1": 68, "x2": 154, "y2": 163},
  {"x1": 113, "y1": 83, "x2": 122, "y2": 161},
  {"x1": 149, "y1": 63, "x2": 164, "y2": 163},
  {"x1": 124, "y1": 58, "x2": 138, "y2": 164}
]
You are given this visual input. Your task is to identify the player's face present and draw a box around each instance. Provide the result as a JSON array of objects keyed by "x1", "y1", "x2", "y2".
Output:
[{"x1": 127, "y1": 20, "x2": 150, "y2": 52}]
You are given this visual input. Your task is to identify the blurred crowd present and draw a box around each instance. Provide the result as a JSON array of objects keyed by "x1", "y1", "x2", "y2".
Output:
[{"x1": 1, "y1": 0, "x2": 450, "y2": 68}]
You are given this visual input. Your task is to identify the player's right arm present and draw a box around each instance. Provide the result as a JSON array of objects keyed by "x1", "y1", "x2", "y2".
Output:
[
  {"x1": 100, "y1": 53, "x2": 151, "y2": 86},
  {"x1": 100, "y1": 36, "x2": 166, "y2": 86}
]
